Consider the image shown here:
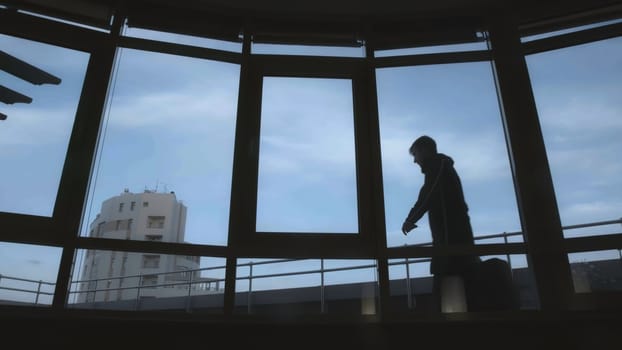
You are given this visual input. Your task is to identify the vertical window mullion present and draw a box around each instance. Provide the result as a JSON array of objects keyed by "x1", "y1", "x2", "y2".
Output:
[
  {"x1": 488, "y1": 13, "x2": 573, "y2": 311},
  {"x1": 52, "y1": 15, "x2": 124, "y2": 309}
]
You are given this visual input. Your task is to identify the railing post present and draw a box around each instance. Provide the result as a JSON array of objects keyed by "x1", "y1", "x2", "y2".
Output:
[
  {"x1": 405, "y1": 257, "x2": 412, "y2": 309},
  {"x1": 247, "y1": 261, "x2": 253, "y2": 314},
  {"x1": 135, "y1": 274, "x2": 142, "y2": 310},
  {"x1": 186, "y1": 271, "x2": 194, "y2": 313},
  {"x1": 92, "y1": 281, "x2": 97, "y2": 306},
  {"x1": 374, "y1": 260, "x2": 380, "y2": 313},
  {"x1": 35, "y1": 280, "x2": 42, "y2": 304},
  {"x1": 320, "y1": 259, "x2": 325, "y2": 313},
  {"x1": 504, "y1": 233, "x2": 513, "y2": 275}
]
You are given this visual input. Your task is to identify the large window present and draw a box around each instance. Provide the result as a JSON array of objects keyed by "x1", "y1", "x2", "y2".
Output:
[
  {"x1": 4, "y1": 5, "x2": 621, "y2": 320},
  {"x1": 376, "y1": 62, "x2": 521, "y2": 248},
  {"x1": 82, "y1": 48, "x2": 240, "y2": 246},
  {"x1": 256, "y1": 77, "x2": 359, "y2": 233},
  {"x1": 0, "y1": 34, "x2": 89, "y2": 216},
  {"x1": 526, "y1": 36, "x2": 622, "y2": 239}
]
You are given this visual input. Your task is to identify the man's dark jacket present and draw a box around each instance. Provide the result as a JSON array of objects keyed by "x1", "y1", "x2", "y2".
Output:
[{"x1": 405, "y1": 153, "x2": 480, "y2": 275}]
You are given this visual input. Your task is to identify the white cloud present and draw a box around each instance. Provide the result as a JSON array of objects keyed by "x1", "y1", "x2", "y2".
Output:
[
  {"x1": 256, "y1": 78, "x2": 357, "y2": 181},
  {"x1": 379, "y1": 130, "x2": 420, "y2": 187},
  {"x1": 0, "y1": 243, "x2": 61, "y2": 282},
  {"x1": 561, "y1": 200, "x2": 622, "y2": 226},
  {"x1": 549, "y1": 145, "x2": 621, "y2": 178},
  {"x1": 379, "y1": 122, "x2": 511, "y2": 185},
  {"x1": 446, "y1": 133, "x2": 511, "y2": 183},
  {"x1": 565, "y1": 201, "x2": 611, "y2": 216},
  {"x1": 0, "y1": 107, "x2": 74, "y2": 148},
  {"x1": 106, "y1": 89, "x2": 238, "y2": 130},
  {"x1": 259, "y1": 149, "x2": 303, "y2": 174},
  {"x1": 539, "y1": 96, "x2": 622, "y2": 133}
]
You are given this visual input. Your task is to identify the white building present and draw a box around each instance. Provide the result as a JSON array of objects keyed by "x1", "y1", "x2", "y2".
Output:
[{"x1": 78, "y1": 189, "x2": 218, "y2": 303}]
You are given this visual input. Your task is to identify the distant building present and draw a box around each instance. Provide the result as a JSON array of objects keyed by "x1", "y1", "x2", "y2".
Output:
[{"x1": 78, "y1": 189, "x2": 217, "y2": 303}]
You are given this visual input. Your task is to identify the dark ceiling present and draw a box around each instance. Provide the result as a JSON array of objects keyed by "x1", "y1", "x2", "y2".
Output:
[{"x1": 3, "y1": 0, "x2": 622, "y2": 39}]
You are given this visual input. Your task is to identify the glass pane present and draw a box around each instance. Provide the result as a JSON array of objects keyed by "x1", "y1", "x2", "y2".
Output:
[
  {"x1": 526, "y1": 36, "x2": 622, "y2": 238},
  {"x1": 376, "y1": 62, "x2": 522, "y2": 248},
  {"x1": 0, "y1": 242, "x2": 61, "y2": 306},
  {"x1": 521, "y1": 18, "x2": 622, "y2": 42},
  {"x1": 124, "y1": 26, "x2": 243, "y2": 52},
  {"x1": 256, "y1": 77, "x2": 358, "y2": 233},
  {"x1": 252, "y1": 43, "x2": 365, "y2": 57},
  {"x1": 323, "y1": 259, "x2": 378, "y2": 315},
  {"x1": 374, "y1": 40, "x2": 488, "y2": 57},
  {"x1": 235, "y1": 258, "x2": 377, "y2": 315},
  {"x1": 16, "y1": 10, "x2": 110, "y2": 32},
  {"x1": 388, "y1": 254, "x2": 538, "y2": 313},
  {"x1": 82, "y1": 48, "x2": 239, "y2": 246},
  {"x1": 69, "y1": 250, "x2": 225, "y2": 312},
  {"x1": 388, "y1": 256, "x2": 437, "y2": 313},
  {"x1": 0, "y1": 34, "x2": 89, "y2": 216},
  {"x1": 569, "y1": 250, "x2": 622, "y2": 293}
]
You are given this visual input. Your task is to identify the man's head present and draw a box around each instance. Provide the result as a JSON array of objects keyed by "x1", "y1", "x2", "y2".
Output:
[{"x1": 409, "y1": 135, "x2": 437, "y2": 166}]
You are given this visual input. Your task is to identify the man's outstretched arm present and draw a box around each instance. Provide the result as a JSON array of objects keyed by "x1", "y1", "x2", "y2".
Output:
[
  {"x1": 402, "y1": 160, "x2": 444, "y2": 235},
  {"x1": 402, "y1": 183, "x2": 431, "y2": 235}
]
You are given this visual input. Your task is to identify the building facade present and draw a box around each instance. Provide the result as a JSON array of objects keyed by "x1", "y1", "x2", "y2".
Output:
[{"x1": 78, "y1": 189, "x2": 204, "y2": 302}]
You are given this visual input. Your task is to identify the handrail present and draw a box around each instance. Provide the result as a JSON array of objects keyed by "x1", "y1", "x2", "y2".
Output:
[
  {"x1": 70, "y1": 279, "x2": 222, "y2": 296},
  {"x1": 1, "y1": 217, "x2": 620, "y2": 305},
  {"x1": 71, "y1": 263, "x2": 224, "y2": 284},
  {"x1": 0, "y1": 274, "x2": 54, "y2": 305},
  {"x1": 0, "y1": 275, "x2": 55, "y2": 285},
  {"x1": 562, "y1": 218, "x2": 622, "y2": 231},
  {"x1": 0, "y1": 285, "x2": 54, "y2": 295}
]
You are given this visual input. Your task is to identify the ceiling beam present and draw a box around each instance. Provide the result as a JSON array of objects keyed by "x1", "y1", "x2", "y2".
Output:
[
  {"x1": 0, "y1": 85, "x2": 33, "y2": 104},
  {"x1": 0, "y1": 50, "x2": 61, "y2": 85}
]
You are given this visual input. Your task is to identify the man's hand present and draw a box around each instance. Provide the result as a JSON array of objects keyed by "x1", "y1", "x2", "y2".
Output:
[{"x1": 401, "y1": 221, "x2": 417, "y2": 235}]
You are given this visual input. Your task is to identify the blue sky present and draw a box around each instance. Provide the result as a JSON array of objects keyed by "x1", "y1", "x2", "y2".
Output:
[
  {"x1": 377, "y1": 61, "x2": 522, "y2": 247},
  {"x1": 257, "y1": 77, "x2": 358, "y2": 233},
  {"x1": 526, "y1": 36, "x2": 622, "y2": 237},
  {"x1": 0, "y1": 34, "x2": 89, "y2": 217},
  {"x1": 1, "y1": 28, "x2": 621, "y2": 303}
]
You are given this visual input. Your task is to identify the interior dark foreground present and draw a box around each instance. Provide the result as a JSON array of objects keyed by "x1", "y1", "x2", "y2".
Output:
[
  {"x1": 2, "y1": 306, "x2": 621, "y2": 348},
  {"x1": 2, "y1": 0, "x2": 622, "y2": 348}
]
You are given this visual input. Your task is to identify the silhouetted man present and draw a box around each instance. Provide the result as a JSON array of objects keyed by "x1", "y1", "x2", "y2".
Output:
[{"x1": 402, "y1": 135, "x2": 480, "y2": 312}]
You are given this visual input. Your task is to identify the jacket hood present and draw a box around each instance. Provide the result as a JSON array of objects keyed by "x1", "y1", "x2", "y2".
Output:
[
  {"x1": 420, "y1": 153, "x2": 454, "y2": 173},
  {"x1": 436, "y1": 153, "x2": 454, "y2": 166}
]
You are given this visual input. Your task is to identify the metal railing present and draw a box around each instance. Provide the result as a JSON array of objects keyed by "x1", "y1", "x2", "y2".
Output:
[
  {"x1": 68, "y1": 264, "x2": 224, "y2": 309},
  {"x1": 1, "y1": 218, "x2": 620, "y2": 308},
  {"x1": 0, "y1": 274, "x2": 55, "y2": 305}
]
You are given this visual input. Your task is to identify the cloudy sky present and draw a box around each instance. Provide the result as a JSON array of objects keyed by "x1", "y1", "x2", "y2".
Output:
[{"x1": 1, "y1": 28, "x2": 620, "y2": 303}]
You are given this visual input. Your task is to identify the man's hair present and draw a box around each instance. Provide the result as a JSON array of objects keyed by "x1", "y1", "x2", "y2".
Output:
[{"x1": 409, "y1": 135, "x2": 437, "y2": 155}]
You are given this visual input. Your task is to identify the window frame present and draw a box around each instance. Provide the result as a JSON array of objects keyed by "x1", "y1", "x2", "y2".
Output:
[
  {"x1": 2, "y1": 6, "x2": 621, "y2": 317},
  {"x1": 228, "y1": 53, "x2": 380, "y2": 258},
  {"x1": 521, "y1": 23, "x2": 622, "y2": 309},
  {"x1": 0, "y1": 10, "x2": 107, "y2": 246}
]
